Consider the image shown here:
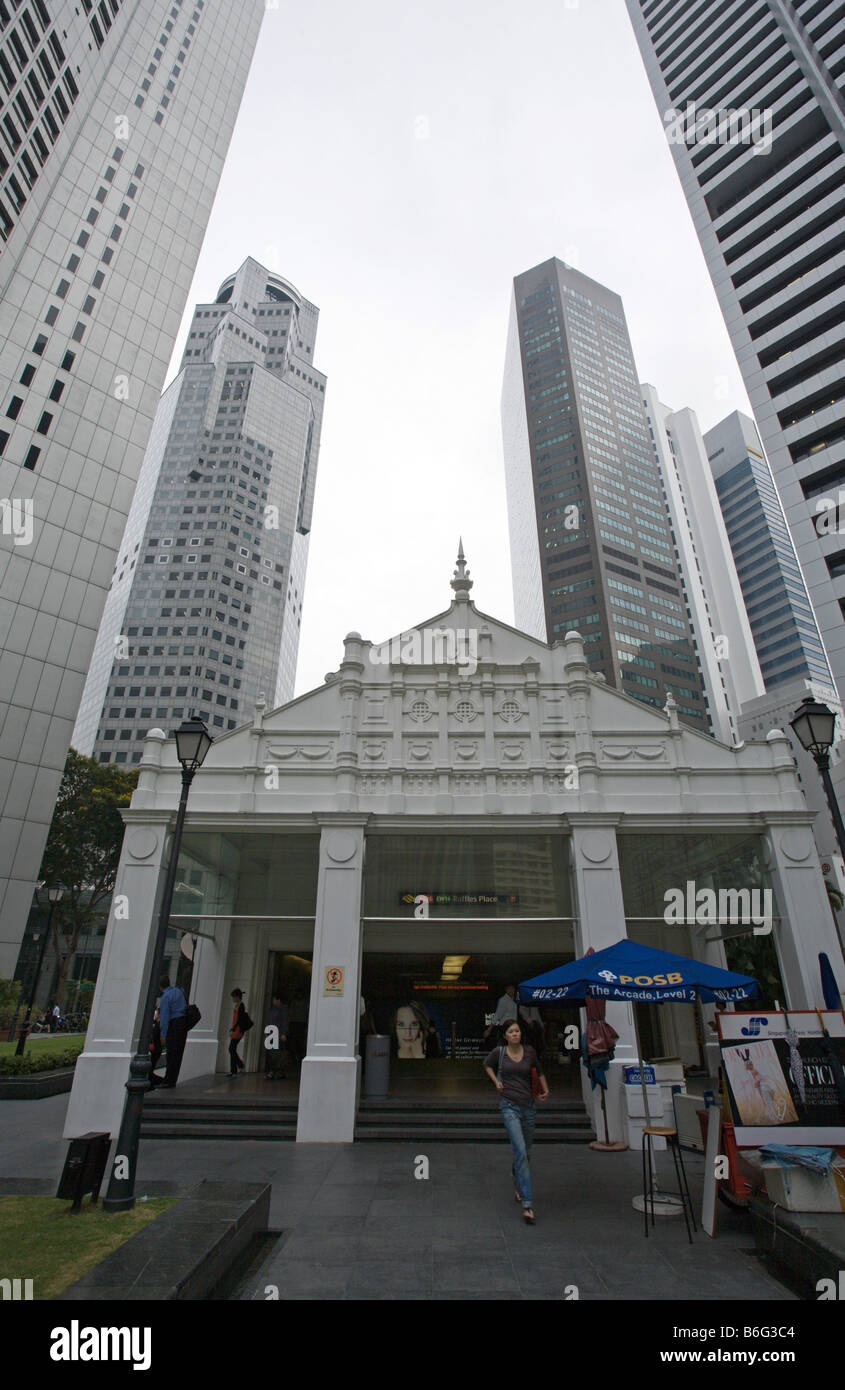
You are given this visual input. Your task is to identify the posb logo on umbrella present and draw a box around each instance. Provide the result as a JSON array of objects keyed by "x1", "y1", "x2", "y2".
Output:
[{"x1": 600, "y1": 968, "x2": 684, "y2": 986}]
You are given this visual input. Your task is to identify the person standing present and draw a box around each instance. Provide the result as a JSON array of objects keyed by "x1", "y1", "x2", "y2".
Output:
[
  {"x1": 288, "y1": 989, "x2": 307, "y2": 1065},
  {"x1": 158, "y1": 975, "x2": 189, "y2": 1089},
  {"x1": 264, "y1": 994, "x2": 289, "y2": 1079},
  {"x1": 484, "y1": 1018, "x2": 549, "y2": 1224},
  {"x1": 483, "y1": 983, "x2": 518, "y2": 1043},
  {"x1": 148, "y1": 1005, "x2": 163, "y2": 1088},
  {"x1": 228, "y1": 987, "x2": 251, "y2": 1077}
]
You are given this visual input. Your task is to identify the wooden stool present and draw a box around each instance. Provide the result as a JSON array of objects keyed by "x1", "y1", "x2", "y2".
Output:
[{"x1": 641, "y1": 1125, "x2": 696, "y2": 1243}]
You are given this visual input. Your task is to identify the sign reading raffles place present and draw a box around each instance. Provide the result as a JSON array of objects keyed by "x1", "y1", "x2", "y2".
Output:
[
  {"x1": 399, "y1": 892, "x2": 520, "y2": 906},
  {"x1": 718, "y1": 1011, "x2": 845, "y2": 1146}
]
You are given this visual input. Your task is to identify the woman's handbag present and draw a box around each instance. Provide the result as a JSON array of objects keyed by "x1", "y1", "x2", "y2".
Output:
[{"x1": 530, "y1": 1065, "x2": 543, "y2": 1100}]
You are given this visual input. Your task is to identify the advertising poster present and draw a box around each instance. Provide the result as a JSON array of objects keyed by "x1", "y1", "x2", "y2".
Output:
[{"x1": 717, "y1": 1010, "x2": 845, "y2": 1145}]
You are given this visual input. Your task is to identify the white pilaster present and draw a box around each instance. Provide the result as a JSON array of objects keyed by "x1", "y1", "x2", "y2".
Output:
[
  {"x1": 570, "y1": 820, "x2": 636, "y2": 1144},
  {"x1": 296, "y1": 820, "x2": 366, "y2": 1141},
  {"x1": 63, "y1": 817, "x2": 168, "y2": 1138},
  {"x1": 765, "y1": 819, "x2": 845, "y2": 1008}
]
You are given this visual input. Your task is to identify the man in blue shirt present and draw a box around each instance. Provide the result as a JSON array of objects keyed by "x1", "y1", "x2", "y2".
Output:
[{"x1": 158, "y1": 974, "x2": 189, "y2": 1089}]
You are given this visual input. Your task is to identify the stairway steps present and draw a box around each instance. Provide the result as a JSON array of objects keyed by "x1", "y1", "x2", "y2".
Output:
[
  {"x1": 141, "y1": 1121, "x2": 297, "y2": 1141},
  {"x1": 354, "y1": 1126, "x2": 595, "y2": 1144},
  {"x1": 140, "y1": 1090, "x2": 592, "y2": 1143}
]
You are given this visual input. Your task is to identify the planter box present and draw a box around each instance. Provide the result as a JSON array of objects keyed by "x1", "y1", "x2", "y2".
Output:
[{"x1": 0, "y1": 1068, "x2": 75, "y2": 1100}]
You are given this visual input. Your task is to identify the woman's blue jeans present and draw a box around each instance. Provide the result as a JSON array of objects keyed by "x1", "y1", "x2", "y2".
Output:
[{"x1": 499, "y1": 1099, "x2": 536, "y2": 1208}]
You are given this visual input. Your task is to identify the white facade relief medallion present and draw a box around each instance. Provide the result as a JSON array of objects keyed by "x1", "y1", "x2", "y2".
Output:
[
  {"x1": 360, "y1": 741, "x2": 387, "y2": 761},
  {"x1": 407, "y1": 697, "x2": 433, "y2": 723},
  {"x1": 407, "y1": 742, "x2": 433, "y2": 762},
  {"x1": 266, "y1": 742, "x2": 334, "y2": 761},
  {"x1": 500, "y1": 743, "x2": 526, "y2": 762},
  {"x1": 599, "y1": 743, "x2": 667, "y2": 761}
]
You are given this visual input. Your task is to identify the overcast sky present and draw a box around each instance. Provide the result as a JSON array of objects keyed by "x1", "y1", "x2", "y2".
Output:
[{"x1": 167, "y1": 0, "x2": 752, "y2": 698}]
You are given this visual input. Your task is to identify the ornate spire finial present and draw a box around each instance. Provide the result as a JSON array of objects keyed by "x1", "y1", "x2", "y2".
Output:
[{"x1": 451, "y1": 537, "x2": 473, "y2": 597}]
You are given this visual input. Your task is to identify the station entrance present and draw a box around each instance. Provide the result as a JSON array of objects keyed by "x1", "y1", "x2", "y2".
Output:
[{"x1": 360, "y1": 945, "x2": 583, "y2": 1099}]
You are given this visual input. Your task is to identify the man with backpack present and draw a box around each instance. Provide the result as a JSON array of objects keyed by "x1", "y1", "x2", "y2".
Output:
[{"x1": 158, "y1": 974, "x2": 189, "y2": 1089}]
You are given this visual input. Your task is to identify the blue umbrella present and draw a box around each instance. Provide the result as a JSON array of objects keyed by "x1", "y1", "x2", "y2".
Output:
[
  {"x1": 519, "y1": 938, "x2": 757, "y2": 1006},
  {"x1": 819, "y1": 952, "x2": 843, "y2": 1011},
  {"x1": 519, "y1": 939, "x2": 758, "y2": 1144}
]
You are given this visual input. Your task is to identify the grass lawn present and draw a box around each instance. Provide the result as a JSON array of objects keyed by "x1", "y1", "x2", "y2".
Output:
[
  {"x1": 0, "y1": 1034, "x2": 85, "y2": 1059},
  {"x1": 0, "y1": 1195, "x2": 175, "y2": 1299}
]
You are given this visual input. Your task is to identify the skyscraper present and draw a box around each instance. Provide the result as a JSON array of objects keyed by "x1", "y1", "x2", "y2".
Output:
[
  {"x1": 704, "y1": 411, "x2": 836, "y2": 697},
  {"x1": 625, "y1": 0, "x2": 845, "y2": 699},
  {"x1": 73, "y1": 258, "x2": 325, "y2": 762},
  {"x1": 0, "y1": 0, "x2": 263, "y2": 973},
  {"x1": 502, "y1": 258, "x2": 709, "y2": 730},
  {"x1": 640, "y1": 385, "x2": 765, "y2": 745}
]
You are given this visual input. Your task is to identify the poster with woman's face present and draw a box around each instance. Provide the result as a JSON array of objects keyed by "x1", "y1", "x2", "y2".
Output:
[{"x1": 393, "y1": 1002, "x2": 427, "y2": 1059}]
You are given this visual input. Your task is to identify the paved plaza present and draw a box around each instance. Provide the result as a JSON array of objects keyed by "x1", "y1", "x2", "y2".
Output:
[{"x1": 0, "y1": 1093, "x2": 794, "y2": 1301}]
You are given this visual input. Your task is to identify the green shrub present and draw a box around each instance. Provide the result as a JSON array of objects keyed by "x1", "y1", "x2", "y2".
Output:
[{"x1": 0, "y1": 1045, "x2": 82, "y2": 1076}]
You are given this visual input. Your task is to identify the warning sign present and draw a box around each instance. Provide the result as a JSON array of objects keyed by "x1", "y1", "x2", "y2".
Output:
[{"x1": 324, "y1": 966, "x2": 344, "y2": 997}]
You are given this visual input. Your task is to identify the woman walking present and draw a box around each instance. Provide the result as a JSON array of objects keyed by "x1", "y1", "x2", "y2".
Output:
[{"x1": 484, "y1": 1018, "x2": 549, "y2": 1223}]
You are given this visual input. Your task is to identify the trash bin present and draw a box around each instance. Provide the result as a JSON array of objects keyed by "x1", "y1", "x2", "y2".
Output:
[
  {"x1": 364, "y1": 1034, "x2": 390, "y2": 1097},
  {"x1": 56, "y1": 1132, "x2": 111, "y2": 1213}
]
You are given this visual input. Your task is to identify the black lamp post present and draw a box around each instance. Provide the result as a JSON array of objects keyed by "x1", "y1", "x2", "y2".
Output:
[
  {"x1": 103, "y1": 717, "x2": 212, "y2": 1212},
  {"x1": 15, "y1": 883, "x2": 64, "y2": 1056},
  {"x1": 789, "y1": 696, "x2": 845, "y2": 861}
]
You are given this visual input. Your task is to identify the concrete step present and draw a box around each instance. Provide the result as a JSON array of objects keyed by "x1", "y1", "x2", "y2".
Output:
[
  {"x1": 354, "y1": 1125, "x2": 595, "y2": 1143},
  {"x1": 141, "y1": 1121, "x2": 297, "y2": 1141}
]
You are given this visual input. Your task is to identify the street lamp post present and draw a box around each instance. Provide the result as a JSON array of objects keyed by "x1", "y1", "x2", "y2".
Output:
[
  {"x1": 15, "y1": 883, "x2": 64, "y2": 1057},
  {"x1": 789, "y1": 696, "x2": 845, "y2": 862},
  {"x1": 102, "y1": 717, "x2": 212, "y2": 1212}
]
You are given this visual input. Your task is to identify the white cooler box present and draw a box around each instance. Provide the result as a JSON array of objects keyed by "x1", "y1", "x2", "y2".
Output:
[{"x1": 748, "y1": 1152, "x2": 845, "y2": 1213}]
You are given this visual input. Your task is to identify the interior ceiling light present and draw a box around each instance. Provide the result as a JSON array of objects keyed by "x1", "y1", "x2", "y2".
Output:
[{"x1": 440, "y1": 954, "x2": 471, "y2": 979}]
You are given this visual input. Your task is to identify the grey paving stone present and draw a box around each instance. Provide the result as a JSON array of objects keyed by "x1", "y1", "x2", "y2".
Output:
[{"x1": 347, "y1": 1259, "x2": 434, "y2": 1294}]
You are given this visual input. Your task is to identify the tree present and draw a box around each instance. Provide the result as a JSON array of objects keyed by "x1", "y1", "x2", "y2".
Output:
[{"x1": 36, "y1": 750, "x2": 138, "y2": 1010}]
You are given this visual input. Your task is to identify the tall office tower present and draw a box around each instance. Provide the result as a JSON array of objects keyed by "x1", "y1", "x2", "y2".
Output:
[
  {"x1": 502, "y1": 257, "x2": 709, "y2": 730},
  {"x1": 73, "y1": 258, "x2": 325, "y2": 763},
  {"x1": 0, "y1": 0, "x2": 263, "y2": 973},
  {"x1": 640, "y1": 385, "x2": 765, "y2": 744},
  {"x1": 705, "y1": 411, "x2": 837, "y2": 698},
  {"x1": 626, "y1": 0, "x2": 845, "y2": 702},
  {"x1": 704, "y1": 410, "x2": 844, "y2": 903}
]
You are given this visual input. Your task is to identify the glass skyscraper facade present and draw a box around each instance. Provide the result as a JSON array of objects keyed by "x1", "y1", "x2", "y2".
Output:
[
  {"x1": 626, "y1": 0, "x2": 845, "y2": 699},
  {"x1": 73, "y1": 258, "x2": 325, "y2": 762},
  {"x1": 502, "y1": 258, "x2": 709, "y2": 729},
  {"x1": 705, "y1": 411, "x2": 835, "y2": 694},
  {"x1": 0, "y1": 0, "x2": 263, "y2": 973}
]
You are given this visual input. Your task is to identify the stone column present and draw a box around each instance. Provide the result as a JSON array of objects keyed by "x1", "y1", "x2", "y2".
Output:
[
  {"x1": 181, "y1": 920, "x2": 231, "y2": 1081},
  {"x1": 296, "y1": 820, "x2": 366, "y2": 1142},
  {"x1": 63, "y1": 816, "x2": 169, "y2": 1138},
  {"x1": 765, "y1": 819, "x2": 845, "y2": 1008},
  {"x1": 570, "y1": 820, "x2": 636, "y2": 1144}
]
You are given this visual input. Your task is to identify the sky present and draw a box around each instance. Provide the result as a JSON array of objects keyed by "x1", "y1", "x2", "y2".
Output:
[{"x1": 167, "y1": 0, "x2": 753, "y2": 698}]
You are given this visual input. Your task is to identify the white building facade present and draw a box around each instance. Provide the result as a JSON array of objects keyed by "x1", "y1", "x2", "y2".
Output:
[
  {"x1": 65, "y1": 555, "x2": 845, "y2": 1144},
  {"x1": 0, "y1": 0, "x2": 264, "y2": 975}
]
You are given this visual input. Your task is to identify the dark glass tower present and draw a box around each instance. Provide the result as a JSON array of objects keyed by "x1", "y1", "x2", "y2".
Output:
[{"x1": 502, "y1": 258, "x2": 709, "y2": 729}]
